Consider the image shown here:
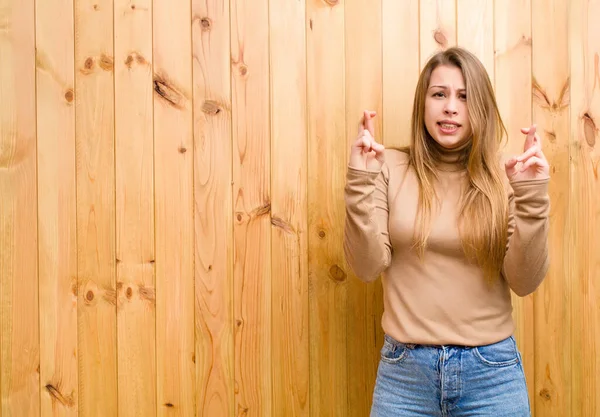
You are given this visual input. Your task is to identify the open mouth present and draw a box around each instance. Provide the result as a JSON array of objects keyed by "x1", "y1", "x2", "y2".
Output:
[{"x1": 437, "y1": 121, "x2": 461, "y2": 133}]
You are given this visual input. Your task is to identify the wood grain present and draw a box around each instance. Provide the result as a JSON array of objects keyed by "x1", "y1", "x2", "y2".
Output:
[
  {"x1": 457, "y1": 0, "x2": 494, "y2": 79},
  {"x1": 420, "y1": 0, "x2": 456, "y2": 68},
  {"x1": 307, "y1": 0, "x2": 347, "y2": 416},
  {"x1": 231, "y1": 0, "x2": 272, "y2": 416},
  {"x1": 153, "y1": 0, "x2": 195, "y2": 414},
  {"x1": 270, "y1": 0, "x2": 309, "y2": 415},
  {"x1": 36, "y1": 0, "x2": 78, "y2": 414},
  {"x1": 345, "y1": 0, "x2": 384, "y2": 415},
  {"x1": 192, "y1": 0, "x2": 234, "y2": 416},
  {"x1": 74, "y1": 0, "x2": 118, "y2": 414},
  {"x1": 382, "y1": 0, "x2": 419, "y2": 148},
  {"x1": 0, "y1": 0, "x2": 40, "y2": 415},
  {"x1": 114, "y1": 0, "x2": 156, "y2": 415},
  {"x1": 493, "y1": 0, "x2": 536, "y2": 411},
  {"x1": 570, "y1": 0, "x2": 600, "y2": 415},
  {"x1": 532, "y1": 0, "x2": 571, "y2": 415}
]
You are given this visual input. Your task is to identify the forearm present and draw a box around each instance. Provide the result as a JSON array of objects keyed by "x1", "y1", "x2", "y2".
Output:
[
  {"x1": 343, "y1": 166, "x2": 392, "y2": 283},
  {"x1": 502, "y1": 178, "x2": 550, "y2": 296}
]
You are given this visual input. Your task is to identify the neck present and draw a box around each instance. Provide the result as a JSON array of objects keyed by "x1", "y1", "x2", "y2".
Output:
[{"x1": 430, "y1": 139, "x2": 471, "y2": 172}]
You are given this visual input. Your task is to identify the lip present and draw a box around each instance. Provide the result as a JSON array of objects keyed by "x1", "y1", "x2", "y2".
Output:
[
  {"x1": 437, "y1": 120, "x2": 461, "y2": 126},
  {"x1": 437, "y1": 120, "x2": 461, "y2": 135}
]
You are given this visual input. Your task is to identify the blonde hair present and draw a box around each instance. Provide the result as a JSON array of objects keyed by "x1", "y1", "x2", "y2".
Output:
[{"x1": 407, "y1": 47, "x2": 509, "y2": 281}]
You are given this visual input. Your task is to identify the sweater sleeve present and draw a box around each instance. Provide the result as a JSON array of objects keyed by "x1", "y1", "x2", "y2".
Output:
[
  {"x1": 502, "y1": 177, "x2": 550, "y2": 296},
  {"x1": 343, "y1": 164, "x2": 392, "y2": 283}
]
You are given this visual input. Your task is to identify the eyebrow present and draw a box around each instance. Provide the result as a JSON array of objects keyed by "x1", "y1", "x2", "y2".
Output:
[{"x1": 429, "y1": 85, "x2": 466, "y2": 91}]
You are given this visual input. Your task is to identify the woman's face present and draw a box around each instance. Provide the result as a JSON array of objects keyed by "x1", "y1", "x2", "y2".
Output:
[{"x1": 424, "y1": 65, "x2": 472, "y2": 149}]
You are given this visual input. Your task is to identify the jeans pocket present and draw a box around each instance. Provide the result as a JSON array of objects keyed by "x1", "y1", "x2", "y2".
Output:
[
  {"x1": 473, "y1": 336, "x2": 520, "y2": 367},
  {"x1": 380, "y1": 334, "x2": 408, "y2": 364}
]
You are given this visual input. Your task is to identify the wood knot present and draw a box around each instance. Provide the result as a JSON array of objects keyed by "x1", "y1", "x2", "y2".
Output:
[
  {"x1": 582, "y1": 112, "x2": 597, "y2": 147},
  {"x1": 178, "y1": 146, "x2": 187, "y2": 154},
  {"x1": 85, "y1": 290, "x2": 94, "y2": 302},
  {"x1": 539, "y1": 388, "x2": 551, "y2": 400},
  {"x1": 239, "y1": 65, "x2": 248, "y2": 76},
  {"x1": 126, "y1": 287, "x2": 133, "y2": 299},
  {"x1": 84, "y1": 57, "x2": 94, "y2": 70},
  {"x1": 164, "y1": 403, "x2": 174, "y2": 408},
  {"x1": 131, "y1": 4, "x2": 136, "y2": 9},
  {"x1": 329, "y1": 265, "x2": 347, "y2": 282},
  {"x1": 201, "y1": 100, "x2": 221, "y2": 115},
  {"x1": 99, "y1": 54, "x2": 114, "y2": 71},
  {"x1": 154, "y1": 76, "x2": 185, "y2": 109},
  {"x1": 200, "y1": 17, "x2": 211, "y2": 31},
  {"x1": 318, "y1": 230, "x2": 326, "y2": 239},
  {"x1": 125, "y1": 55, "x2": 134, "y2": 68},
  {"x1": 433, "y1": 30, "x2": 447, "y2": 47},
  {"x1": 93, "y1": 4, "x2": 98, "y2": 10},
  {"x1": 64, "y1": 89, "x2": 74, "y2": 103}
]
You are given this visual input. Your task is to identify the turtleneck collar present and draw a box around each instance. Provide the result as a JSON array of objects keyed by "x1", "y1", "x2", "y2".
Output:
[{"x1": 429, "y1": 138, "x2": 472, "y2": 172}]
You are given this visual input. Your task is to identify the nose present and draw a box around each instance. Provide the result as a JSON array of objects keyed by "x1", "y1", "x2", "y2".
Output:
[{"x1": 444, "y1": 96, "x2": 458, "y2": 115}]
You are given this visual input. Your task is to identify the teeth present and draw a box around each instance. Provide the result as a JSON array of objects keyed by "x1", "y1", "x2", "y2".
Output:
[{"x1": 440, "y1": 123, "x2": 458, "y2": 129}]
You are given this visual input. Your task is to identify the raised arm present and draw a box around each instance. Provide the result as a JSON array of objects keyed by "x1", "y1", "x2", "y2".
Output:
[
  {"x1": 502, "y1": 124, "x2": 551, "y2": 296},
  {"x1": 343, "y1": 110, "x2": 391, "y2": 283}
]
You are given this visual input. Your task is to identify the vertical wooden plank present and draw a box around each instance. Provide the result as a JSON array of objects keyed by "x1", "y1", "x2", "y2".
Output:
[
  {"x1": 570, "y1": 0, "x2": 600, "y2": 415},
  {"x1": 269, "y1": 0, "x2": 309, "y2": 416},
  {"x1": 74, "y1": 0, "x2": 118, "y2": 414},
  {"x1": 114, "y1": 0, "x2": 156, "y2": 415},
  {"x1": 345, "y1": 1, "x2": 383, "y2": 415},
  {"x1": 532, "y1": 0, "x2": 571, "y2": 415},
  {"x1": 494, "y1": 0, "x2": 535, "y2": 411},
  {"x1": 231, "y1": 0, "x2": 272, "y2": 415},
  {"x1": 306, "y1": 1, "x2": 347, "y2": 416},
  {"x1": 457, "y1": 0, "x2": 494, "y2": 79},
  {"x1": 153, "y1": 0, "x2": 195, "y2": 414},
  {"x1": 192, "y1": 1, "x2": 234, "y2": 416},
  {"x1": 36, "y1": 0, "x2": 78, "y2": 414},
  {"x1": 419, "y1": 0, "x2": 456, "y2": 68},
  {"x1": 382, "y1": 0, "x2": 419, "y2": 148},
  {"x1": 0, "y1": 0, "x2": 40, "y2": 414}
]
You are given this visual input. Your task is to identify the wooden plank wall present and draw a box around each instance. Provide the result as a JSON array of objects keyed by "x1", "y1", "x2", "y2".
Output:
[{"x1": 0, "y1": 0, "x2": 598, "y2": 416}]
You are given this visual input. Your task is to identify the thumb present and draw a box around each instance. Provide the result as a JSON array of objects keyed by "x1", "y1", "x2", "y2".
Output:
[{"x1": 504, "y1": 156, "x2": 518, "y2": 179}]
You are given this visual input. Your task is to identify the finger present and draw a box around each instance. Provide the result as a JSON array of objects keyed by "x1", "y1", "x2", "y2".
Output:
[
  {"x1": 357, "y1": 111, "x2": 375, "y2": 135},
  {"x1": 520, "y1": 156, "x2": 546, "y2": 172},
  {"x1": 516, "y1": 145, "x2": 541, "y2": 162},
  {"x1": 352, "y1": 133, "x2": 371, "y2": 151},
  {"x1": 521, "y1": 124, "x2": 539, "y2": 151},
  {"x1": 363, "y1": 110, "x2": 376, "y2": 137},
  {"x1": 504, "y1": 157, "x2": 518, "y2": 177},
  {"x1": 360, "y1": 136, "x2": 372, "y2": 152},
  {"x1": 373, "y1": 143, "x2": 386, "y2": 163}
]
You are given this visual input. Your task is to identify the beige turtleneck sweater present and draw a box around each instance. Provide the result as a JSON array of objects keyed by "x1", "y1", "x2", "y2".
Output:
[{"x1": 343, "y1": 146, "x2": 550, "y2": 346}]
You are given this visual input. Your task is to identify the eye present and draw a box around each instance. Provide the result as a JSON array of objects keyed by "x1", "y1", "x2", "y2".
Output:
[
  {"x1": 432, "y1": 91, "x2": 445, "y2": 98},
  {"x1": 459, "y1": 93, "x2": 467, "y2": 100}
]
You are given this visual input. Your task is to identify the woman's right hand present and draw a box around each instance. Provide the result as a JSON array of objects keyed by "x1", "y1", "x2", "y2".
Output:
[{"x1": 349, "y1": 110, "x2": 385, "y2": 171}]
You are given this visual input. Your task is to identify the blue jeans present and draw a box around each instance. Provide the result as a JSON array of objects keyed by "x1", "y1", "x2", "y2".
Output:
[{"x1": 371, "y1": 334, "x2": 531, "y2": 416}]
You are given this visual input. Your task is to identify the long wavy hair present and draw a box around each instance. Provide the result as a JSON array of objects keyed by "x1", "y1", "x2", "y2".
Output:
[{"x1": 407, "y1": 47, "x2": 509, "y2": 281}]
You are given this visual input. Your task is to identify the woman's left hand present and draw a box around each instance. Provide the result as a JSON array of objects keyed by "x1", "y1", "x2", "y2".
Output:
[{"x1": 504, "y1": 124, "x2": 550, "y2": 181}]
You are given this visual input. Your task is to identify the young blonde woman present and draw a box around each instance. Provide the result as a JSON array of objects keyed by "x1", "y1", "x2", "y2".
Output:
[{"x1": 344, "y1": 47, "x2": 549, "y2": 416}]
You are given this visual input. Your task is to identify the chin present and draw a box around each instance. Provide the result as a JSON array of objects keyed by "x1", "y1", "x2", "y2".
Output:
[{"x1": 432, "y1": 136, "x2": 467, "y2": 149}]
